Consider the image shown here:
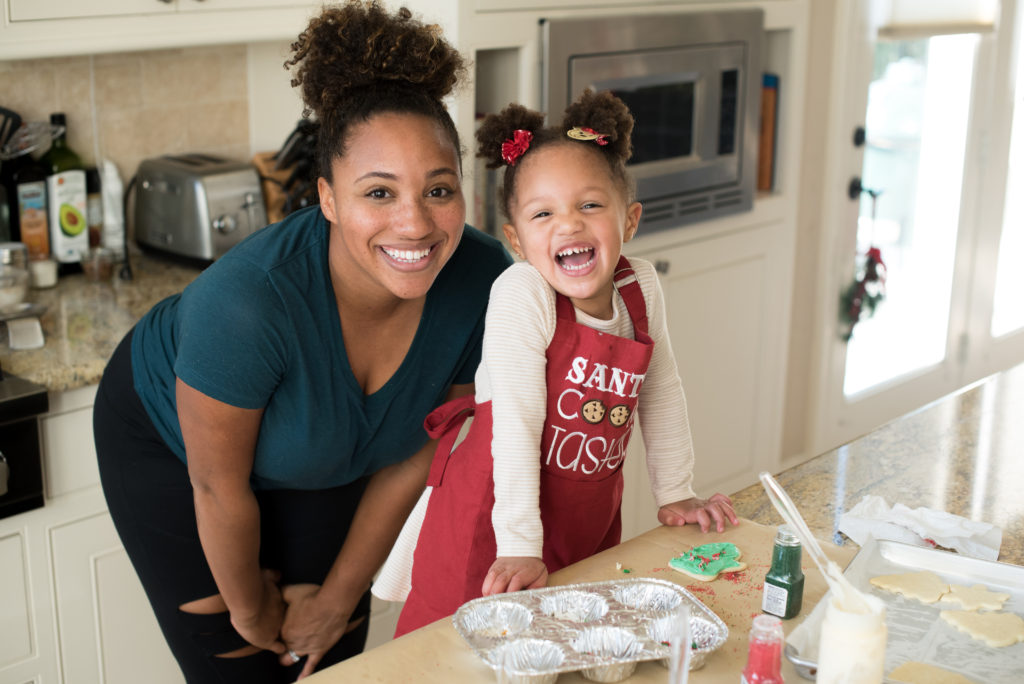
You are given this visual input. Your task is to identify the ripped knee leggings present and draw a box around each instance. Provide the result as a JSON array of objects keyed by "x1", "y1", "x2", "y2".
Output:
[{"x1": 94, "y1": 330, "x2": 371, "y2": 683}]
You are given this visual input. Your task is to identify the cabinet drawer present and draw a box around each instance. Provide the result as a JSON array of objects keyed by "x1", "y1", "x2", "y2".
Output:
[{"x1": 41, "y1": 386, "x2": 99, "y2": 500}]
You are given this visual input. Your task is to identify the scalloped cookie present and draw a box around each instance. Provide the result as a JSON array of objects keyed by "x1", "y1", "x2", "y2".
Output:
[
  {"x1": 869, "y1": 570, "x2": 948, "y2": 603},
  {"x1": 939, "y1": 610, "x2": 1024, "y2": 648},
  {"x1": 938, "y1": 583, "x2": 1011, "y2": 611}
]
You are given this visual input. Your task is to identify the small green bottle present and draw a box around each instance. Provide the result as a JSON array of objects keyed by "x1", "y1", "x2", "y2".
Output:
[{"x1": 762, "y1": 524, "x2": 804, "y2": 619}]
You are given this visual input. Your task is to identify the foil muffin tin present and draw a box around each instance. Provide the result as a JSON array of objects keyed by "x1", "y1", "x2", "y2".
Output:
[{"x1": 453, "y1": 577, "x2": 728, "y2": 683}]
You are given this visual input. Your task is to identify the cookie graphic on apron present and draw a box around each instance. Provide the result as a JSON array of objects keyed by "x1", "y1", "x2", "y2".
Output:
[{"x1": 397, "y1": 256, "x2": 654, "y2": 635}]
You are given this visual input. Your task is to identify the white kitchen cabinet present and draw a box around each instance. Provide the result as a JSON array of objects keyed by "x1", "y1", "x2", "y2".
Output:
[
  {"x1": 0, "y1": 531, "x2": 33, "y2": 669},
  {"x1": 8, "y1": 0, "x2": 311, "y2": 21},
  {"x1": 50, "y1": 511, "x2": 183, "y2": 684},
  {"x1": 0, "y1": 0, "x2": 317, "y2": 59},
  {"x1": 0, "y1": 386, "x2": 183, "y2": 684}
]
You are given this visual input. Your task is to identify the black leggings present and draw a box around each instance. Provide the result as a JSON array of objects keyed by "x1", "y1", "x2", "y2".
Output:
[{"x1": 94, "y1": 330, "x2": 371, "y2": 683}]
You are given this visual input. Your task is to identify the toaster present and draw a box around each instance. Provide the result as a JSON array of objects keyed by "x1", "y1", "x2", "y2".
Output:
[{"x1": 134, "y1": 153, "x2": 268, "y2": 262}]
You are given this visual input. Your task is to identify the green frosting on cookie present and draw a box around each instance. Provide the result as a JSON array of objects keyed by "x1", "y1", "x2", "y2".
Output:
[{"x1": 669, "y1": 542, "x2": 742, "y2": 577}]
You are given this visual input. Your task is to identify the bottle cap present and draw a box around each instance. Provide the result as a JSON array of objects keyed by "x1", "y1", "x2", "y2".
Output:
[
  {"x1": 50, "y1": 112, "x2": 67, "y2": 126},
  {"x1": 775, "y1": 524, "x2": 801, "y2": 546},
  {"x1": 750, "y1": 613, "x2": 784, "y2": 642}
]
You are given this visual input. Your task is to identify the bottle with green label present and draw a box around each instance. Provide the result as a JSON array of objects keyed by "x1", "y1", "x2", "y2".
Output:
[{"x1": 39, "y1": 112, "x2": 87, "y2": 272}]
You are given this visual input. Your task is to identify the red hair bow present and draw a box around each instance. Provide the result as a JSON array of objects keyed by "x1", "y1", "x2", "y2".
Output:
[{"x1": 501, "y1": 129, "x2": 533, "y2": 165}]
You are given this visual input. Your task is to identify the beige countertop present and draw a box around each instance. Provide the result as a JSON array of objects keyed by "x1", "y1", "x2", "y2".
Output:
[
  {"x1": 309, "y1": 360, "x2": 1024, "y2": 682},
  {"x1": 0, "y1": 252, "x2": 203, "y2": 393},
  {"x1": 732, "y1": 360, "x2": 1024, "y2": 566}
]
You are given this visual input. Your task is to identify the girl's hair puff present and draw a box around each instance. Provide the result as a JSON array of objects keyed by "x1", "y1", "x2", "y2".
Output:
[
  {"x1": 285, "y1": 1, "x2": 468, "y2": 180},
  {"x1": 477, "y1": 89, "x2": 635, "y2": 219}
]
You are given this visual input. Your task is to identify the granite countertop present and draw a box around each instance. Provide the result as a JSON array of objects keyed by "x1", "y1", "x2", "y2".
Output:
[
  {"x1": 732, "y1": 361, "x2": 1024, "y2": 566},
  {"x1": 0, "y1": 252, "x2": 203, "y2": 393}
]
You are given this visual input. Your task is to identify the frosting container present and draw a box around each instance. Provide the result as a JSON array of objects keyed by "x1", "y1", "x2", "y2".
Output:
[
  {"x1": 816, "y1": 591, "x2": 886, "y2": 683},
  {"x1": 453, "y1": 578, "x2": 728, "y2": 683}
]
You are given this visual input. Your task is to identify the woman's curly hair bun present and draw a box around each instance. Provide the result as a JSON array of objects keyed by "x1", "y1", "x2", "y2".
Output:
[{"x1": 286, "y1": 1, "x2": 466, "y2": 121}]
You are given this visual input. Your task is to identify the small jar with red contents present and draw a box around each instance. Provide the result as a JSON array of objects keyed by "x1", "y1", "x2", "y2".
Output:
[{"x1": 741, "y1": 614, "x2": 784, "y2": 684}]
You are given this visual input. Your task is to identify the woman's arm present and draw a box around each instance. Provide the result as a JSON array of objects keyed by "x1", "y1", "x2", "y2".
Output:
[
  {"x1": 176, "y1": 378, "x2": 288, "y2": 654},
  {"x1": 280, "y1": 382, "x2": 475, "y2": 678}
]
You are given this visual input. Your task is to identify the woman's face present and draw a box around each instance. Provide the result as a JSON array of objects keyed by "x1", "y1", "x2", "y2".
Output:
[{"x1": 318, "y1": 112, "x2": 465, "y2": 303}]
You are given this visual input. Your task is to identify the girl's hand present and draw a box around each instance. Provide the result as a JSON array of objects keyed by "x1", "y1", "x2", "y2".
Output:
[
  {"x1": 277, "y1": 583, "x2": 364, "y2": 679},
  {"x1": 658, "y1": 494, "x2": 739, "y2": 533},
  {"x1": 229, "y1": 568, "x2": 288, "y2": 655},
  {"x1": 482, "y1": 557, "x2": 548, "y2": 596}
]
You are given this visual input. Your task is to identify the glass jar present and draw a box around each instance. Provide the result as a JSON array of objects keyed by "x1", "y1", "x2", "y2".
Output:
[
  {"x1": 762, "y1": 523, "x2": 805, "y2": 619},
  {"x1": 817, "y1": 592, "x2": 886, "y2": 684},
  {"x1": 741, "y1": 614, "x2": 784, "y2": 684}
]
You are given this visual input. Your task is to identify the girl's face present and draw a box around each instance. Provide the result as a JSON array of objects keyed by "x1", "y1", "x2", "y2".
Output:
[
  {"x1": 503, "y1": 144, "x2": 642, "y2": 319},
  {"x1": 318, "y1": 112, "x2": 465, "y2": 304}
]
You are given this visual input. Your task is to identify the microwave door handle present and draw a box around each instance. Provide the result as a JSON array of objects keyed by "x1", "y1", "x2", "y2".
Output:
[{"x1": 0, "y1": 451, "x2": 9, "y2": 497}]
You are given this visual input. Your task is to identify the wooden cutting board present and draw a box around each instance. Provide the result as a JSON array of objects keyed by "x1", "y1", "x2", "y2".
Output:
[{"x1": 306, "y1": 518, "x2": 856, "y2": 683}]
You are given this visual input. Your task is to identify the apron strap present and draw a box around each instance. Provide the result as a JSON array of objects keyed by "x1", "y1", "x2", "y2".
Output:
[
  {"x1": 424, "y1": 394, "x2": 477, "y2": 488},
  {"x1": 613, "y1": 256, "x2": 653, "y2": 344},
  {"x1": 553, "y1": 256, "x2": 652, "y2": 342}
]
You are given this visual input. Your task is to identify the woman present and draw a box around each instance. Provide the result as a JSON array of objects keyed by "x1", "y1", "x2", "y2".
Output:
[{"x1": 92, "y1": 2, "x2": 511, "y2": 681}]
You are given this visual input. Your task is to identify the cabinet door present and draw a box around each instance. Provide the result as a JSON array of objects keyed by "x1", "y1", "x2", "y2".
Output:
[
  {"x1": 0, "y1": 532, "x2": 33, "y2": 669},
  {"x1": 626, "y1": 224, "x2": 785, "y2": 498},
  {"x1": 8, "y1": 0, "x2": 173, "y2": 22},
  {"x1": 50, "y1": 513, "x2": 183, "y2": 684},
  {"x1": 183, "y1": 0, "x2": 314, "y2": 8}
]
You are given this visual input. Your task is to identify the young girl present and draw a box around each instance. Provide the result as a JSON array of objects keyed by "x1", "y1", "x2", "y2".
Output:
[{"x1": 376, "y1": 89, "x2": 738, "y2": 636}]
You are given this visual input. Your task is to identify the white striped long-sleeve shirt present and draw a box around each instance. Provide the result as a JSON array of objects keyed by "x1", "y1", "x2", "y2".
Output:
[{"x1": 372, "y1": 257, "x2": 696, "y2": 601}]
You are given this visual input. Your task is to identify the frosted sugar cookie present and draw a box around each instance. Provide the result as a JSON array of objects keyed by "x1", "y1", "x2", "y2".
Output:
[
  {"x1": 938, "y1": 583, "x2": 1011, "y2": 611},
  {"x1": 888, "y1": 661, "x2": 977, "y2": 684},
  {"x1": 939, "y1": 610, "x2": 1024, "y2": 648},
  {"x1": 668, "y1": 542, "x2": 745, "y2": 582},
  {"x1": 869, "y1": 570, "x2": 948, "y2": 603}
]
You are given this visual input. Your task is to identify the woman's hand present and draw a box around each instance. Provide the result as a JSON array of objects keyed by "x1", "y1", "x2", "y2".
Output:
[
  {"x1": 229, "y1": 568, "x2": 288, "y2": 654},
  {"x1": 658, "y1": 494, "x2": 739, "y2": 532},
  {"x1": 482, "y1": 557, "x2": 548, "y2": 596},
  {"x1": 277, "y1": 583, "x2": 363, "y2": 678}
]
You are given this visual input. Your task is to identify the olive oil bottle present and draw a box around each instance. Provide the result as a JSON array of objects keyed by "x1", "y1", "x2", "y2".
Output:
[{"x1": 39, "y1": 113, "x2": 87, "y2": 272}]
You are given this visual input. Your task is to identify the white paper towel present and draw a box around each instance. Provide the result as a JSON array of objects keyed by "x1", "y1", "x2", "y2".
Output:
[{"x1": 838, "y1": 495, "x2": 1002, "y2": 561}]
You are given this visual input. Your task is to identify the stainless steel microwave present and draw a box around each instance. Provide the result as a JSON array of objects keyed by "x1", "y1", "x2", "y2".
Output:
[{"x1": 541, "y1": 9, "x2": 764, "y2": 233}]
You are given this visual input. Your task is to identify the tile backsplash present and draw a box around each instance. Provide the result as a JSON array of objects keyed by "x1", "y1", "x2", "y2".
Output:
[{"x1": 0, "y1": 44, "x2": 251, "y2": 187}]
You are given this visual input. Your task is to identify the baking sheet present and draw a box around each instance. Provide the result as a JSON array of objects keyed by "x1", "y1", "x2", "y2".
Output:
[{"x1": 789, "y1": 536, "x2": 1024, "y2": 683}]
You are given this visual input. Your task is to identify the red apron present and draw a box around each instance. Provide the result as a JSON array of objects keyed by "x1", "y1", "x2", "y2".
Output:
[{"x1": 395, "y1": 256, "x2": 654, "y2": 636}]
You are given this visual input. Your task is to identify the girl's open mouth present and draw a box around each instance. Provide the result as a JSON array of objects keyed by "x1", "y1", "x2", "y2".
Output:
[{"x1": 556, "y1": 246, "x2": 595, "y2": 272}]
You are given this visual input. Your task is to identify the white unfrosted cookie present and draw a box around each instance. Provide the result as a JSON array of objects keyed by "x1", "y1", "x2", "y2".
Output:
[
  {"x1": 939, "y1": 610, "x2": 1024, "y2": 648},
  {"x1": 870, "y1": 570, "x2": 948, "y2": 603},
  {"x1": 938, "y1": 583, "x2": 1011, "y2": 611},
  {"x1": 888, "y1": 661, "x2": 977, "y2": 684}
]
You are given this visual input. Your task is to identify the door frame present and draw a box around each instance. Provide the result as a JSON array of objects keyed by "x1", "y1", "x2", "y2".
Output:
[{"x1": 807, "y1": 0, "x2": 1022, "y2": 457}]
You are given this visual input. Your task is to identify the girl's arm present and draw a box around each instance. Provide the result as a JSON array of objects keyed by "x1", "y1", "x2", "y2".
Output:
[
  {"x1": 280, "y1": 383, "x2": 474, "y2": 678},
  {"x1": 483, "y1": 266, "x2": 555, "y2": 591},
  {"x1": 177, "y1": 378, "x2": 288, "y2": 655}
]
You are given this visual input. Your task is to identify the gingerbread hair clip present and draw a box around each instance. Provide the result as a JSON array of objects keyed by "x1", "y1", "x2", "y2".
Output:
[
  {"x1": 567, "y1": 126, "x2": 609, "y2": 146},
  {"x1": 501, "y1": 129, "x2": 533, "y2": 165}
]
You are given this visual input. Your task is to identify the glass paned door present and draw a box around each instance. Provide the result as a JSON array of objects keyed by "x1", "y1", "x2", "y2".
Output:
[
  {"x1": 843, "y1": 34, "x2": 979, "y2": 396},
  {"x1": 992, "y1": 27, "x2": 1024, "y2": 338}
]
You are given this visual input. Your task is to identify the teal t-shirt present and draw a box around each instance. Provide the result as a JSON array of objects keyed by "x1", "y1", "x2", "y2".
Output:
[{"x1": 131, "y1": 205, "x2": 511, "y2": 490}]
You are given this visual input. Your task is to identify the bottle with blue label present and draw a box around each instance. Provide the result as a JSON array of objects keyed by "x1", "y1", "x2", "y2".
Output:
[{"x1": 39, "y1": 112, "x2": 87, "y2": 273}]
